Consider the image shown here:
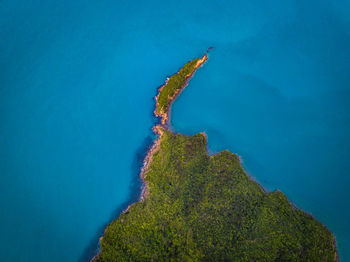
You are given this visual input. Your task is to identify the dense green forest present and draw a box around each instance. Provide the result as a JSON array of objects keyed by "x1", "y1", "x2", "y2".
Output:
[
  {"x1": 156, "y1": 58, "x2": 200, "y2": 115},
  {"x1": 96, "y1": 129, "x2": 336, "y2": 261}
]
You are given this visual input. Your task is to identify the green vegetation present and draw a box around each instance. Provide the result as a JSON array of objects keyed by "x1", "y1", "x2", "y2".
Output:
[
  {"x1": 156, "y1": 58, "x2": 200, "y2": 114},
  {"x1": 96, "y1": 129, "x2": 336, "y2": 261}
]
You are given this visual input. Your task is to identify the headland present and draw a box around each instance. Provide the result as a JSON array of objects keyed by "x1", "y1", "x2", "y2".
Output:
[{"x1": 94, "y1": 51, "x2": 337, "y2": 261}]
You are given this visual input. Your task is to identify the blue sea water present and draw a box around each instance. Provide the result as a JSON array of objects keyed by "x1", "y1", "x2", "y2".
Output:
[{"x1": 0, "y1": 0, "x2": 349, "y2": 261}]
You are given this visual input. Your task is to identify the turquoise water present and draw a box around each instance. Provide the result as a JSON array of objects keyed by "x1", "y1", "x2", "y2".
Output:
[{"x1": 0, "y1": 0, "x2": 349, "y2": 261}]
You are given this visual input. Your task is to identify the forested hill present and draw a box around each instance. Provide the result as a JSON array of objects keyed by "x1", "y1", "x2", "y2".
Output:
[{"x1": 96, "y1": 128, "x2": 337, "y2": 261}]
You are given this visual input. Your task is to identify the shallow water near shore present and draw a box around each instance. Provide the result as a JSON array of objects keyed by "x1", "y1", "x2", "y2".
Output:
[{"x1": 0, "y1": 0, "x2": 349, "y2": 261}]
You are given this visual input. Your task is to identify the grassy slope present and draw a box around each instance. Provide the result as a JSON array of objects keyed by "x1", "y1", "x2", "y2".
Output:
[
  {"x1": 156, "y1": 58, "x2": 199, "y2": 115},
  {"x1": 97, "y1": 129, "x2": 336, "y2": 261}
]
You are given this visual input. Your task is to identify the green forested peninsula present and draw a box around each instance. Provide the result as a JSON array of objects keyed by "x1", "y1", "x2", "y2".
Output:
[
  {"x1": 95, "y1": 53, "x2": 337, "y2": 261},
  {"x1": 96, "y1": 129, "x2": 336, "y2": 261},
  {"x1": 154, "y1": 54, "x2": 207, "y2": 124}
]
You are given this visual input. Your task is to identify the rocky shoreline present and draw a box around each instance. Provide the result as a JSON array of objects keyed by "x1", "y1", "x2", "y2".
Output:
[
  {"x1": 92, "y1": 53, "x2": 208, "y2": 262},
  {"x1": 139, "y1": 125, "x2": 164, "y2": 200},
  {"x1": 143, "y1": 52, "x2": 209, "y2": 201}
]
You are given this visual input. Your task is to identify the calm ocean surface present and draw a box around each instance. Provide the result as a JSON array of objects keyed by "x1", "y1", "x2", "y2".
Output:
[{"x1": 0, "y1": 0, "x2": 349, "y2": 261}]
